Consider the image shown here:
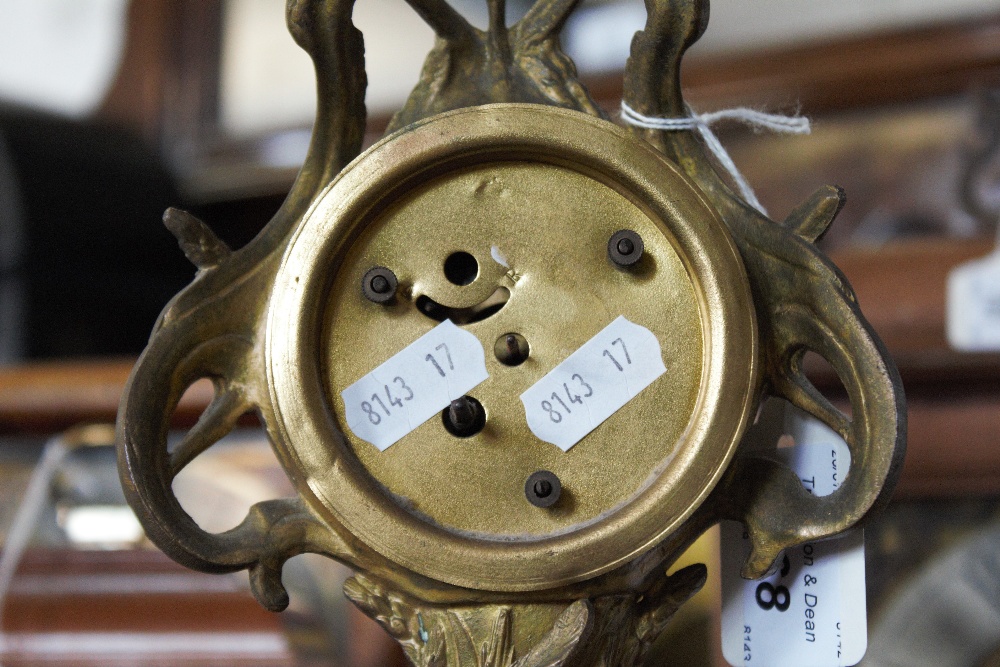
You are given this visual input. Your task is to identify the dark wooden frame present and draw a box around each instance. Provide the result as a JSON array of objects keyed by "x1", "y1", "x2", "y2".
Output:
[
  {"x1": 98, "y1": 0, "x2": 224, "y2": 175},
  {"x1": 96, "y1": 4, "x2": 1000, "y2": 202}
]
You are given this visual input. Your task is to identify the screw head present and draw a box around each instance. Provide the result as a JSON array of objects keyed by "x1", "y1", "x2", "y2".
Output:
[
  {"x1": 494, "y1": 332, "x2": 529, "y2": 366},
  {"x1": 608, "y1": 230, "x2": 644, "y2": 268},
  {"x1": 525, "y1": 470, "x2": 561, "y2": 508},
  {"x1": 449, "y1": 397, "x2": 475, "y2": 430},
  {"x1": 442, "y1": 396, "x2": 486, "y2": 437},
  {"x1": 362, "y1": 267, "x2": 398, "y2": 303}
]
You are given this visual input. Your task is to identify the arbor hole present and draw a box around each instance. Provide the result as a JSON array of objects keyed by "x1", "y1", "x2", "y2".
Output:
[{"x1": 444, "y1": 251, "x2": 479, "y2": 286}]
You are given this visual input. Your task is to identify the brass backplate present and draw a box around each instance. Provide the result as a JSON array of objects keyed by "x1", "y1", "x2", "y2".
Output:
[{"x1": 266, "y1": 105, "x2": 758, "y2": 591}]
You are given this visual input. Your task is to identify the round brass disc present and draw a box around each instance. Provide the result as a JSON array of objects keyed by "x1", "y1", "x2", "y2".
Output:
[{"x1": 266, "y1": 104, "x2": 758, "y2": 592}]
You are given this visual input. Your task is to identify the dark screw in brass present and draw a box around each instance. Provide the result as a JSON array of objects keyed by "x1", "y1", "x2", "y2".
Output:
[
  {"x1": 442, "y1": 396, "x2": 486, "y2": 437},
  {"x1": 494, "y1": 332, "x2": 529, "y2": 366},
  {"x1": 608, "y1": 230, "x2": 644, "y2": 268},
  {"x1": 525, "y1": 470, "x2": 561, "y2": 508},
  {"x1": 362, "y1": 267, "x2": 398, "y2": 303},
  {"x1": 449, "y1": 398, "x2": 475, "y2": 430}
]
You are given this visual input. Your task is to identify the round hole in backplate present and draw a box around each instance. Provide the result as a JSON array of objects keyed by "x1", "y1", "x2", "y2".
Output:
[{"x1": 443, "y1": 251, "x2": 479, "y2": 286}]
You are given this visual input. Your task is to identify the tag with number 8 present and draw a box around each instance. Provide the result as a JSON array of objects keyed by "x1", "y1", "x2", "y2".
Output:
[
  {"x1": 947, "y1": 250, "x2": 1000, "y2": 351},
  {"x1": 721, "y1": 407, "x2": 867, "y2": 667}
]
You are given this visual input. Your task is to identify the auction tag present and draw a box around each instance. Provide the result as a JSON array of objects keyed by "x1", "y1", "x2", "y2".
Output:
[
  {"x1": 341, "y1": 320, "x2": 489, "y2": 451},
  {"x1": 947, "y1": 250, "x2": 1000, "y2": 351},
  {"x1": 721, "y1": 408, "x2": 867, "y2": 667},
  {"x1": 520, "y1": 316, "x2": 666, "y2": 451}
]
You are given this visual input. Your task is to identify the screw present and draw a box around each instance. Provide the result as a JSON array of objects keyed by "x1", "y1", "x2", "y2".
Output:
[
  {"x1": 362, "y1": 267, "x2": 398, "y2": 303},
  {"x1": 442, "y1": 396, "x2": 486, "y2": 437},
  {"x1": 494, "y1": 333, "x2": 529, "y2": 366},
  {"x1": 608, "y1": 230, "x2": 644, "y2": 268},
  {"x1": 448, "y1": 398, "x2": 476, "y2": 431},
  {"x1": 525, "y1": 471, "x2": 561, "y2": 508}
]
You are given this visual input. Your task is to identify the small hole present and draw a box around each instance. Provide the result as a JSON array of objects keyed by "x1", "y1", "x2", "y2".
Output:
[
  {"x1": 443, "y1": 252, "x2": 479, "y2": 286},
  {"x1": 802, "y1": 351, "x2": 852, "y2": 419}
]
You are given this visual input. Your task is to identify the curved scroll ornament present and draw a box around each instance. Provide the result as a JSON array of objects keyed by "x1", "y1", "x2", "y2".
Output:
[
  {"x1": 116, "y1": 0, "x2": 905, "y2": 664},
  {"x1": 118, "y1": 0, "x2": 372, "y2": 612},
  {"x1": 620, "y1": 0, "x2": 905, "y2": 577}
]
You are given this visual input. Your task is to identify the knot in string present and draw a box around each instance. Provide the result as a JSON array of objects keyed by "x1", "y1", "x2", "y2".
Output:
[{"x1": 620, "y1": 101, "x2": 811, "y2": 216}]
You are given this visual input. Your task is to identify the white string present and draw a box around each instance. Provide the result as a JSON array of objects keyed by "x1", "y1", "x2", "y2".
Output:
[
  {"x1": 993, "y1": 213, "x2": 1000, "y2": 256},
  {"x1": 0, "y1": 436, "x2": 70, "y2": 661},
  {"x1": 620, "y1": 101, "x2": 811, "y2": 216}
]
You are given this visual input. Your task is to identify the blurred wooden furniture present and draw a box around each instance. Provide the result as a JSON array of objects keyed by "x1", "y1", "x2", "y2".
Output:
[
  {"x1": 97, "y1": 3, "x2": 1000, "y2": 203},
  {"x1": 2, "y1": 550, "x2": 294, "y2": 667},
  {"x1": 826, "y1": 239, "x2": 1000, "y2": 498}
]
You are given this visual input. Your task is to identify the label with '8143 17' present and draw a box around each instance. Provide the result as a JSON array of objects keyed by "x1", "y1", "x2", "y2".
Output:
[
  {"x1": 340, "y1": 320, "x2": 489, "y2": 451},
  {"x1": 519, "y1": 316, "x2": 666, "y2": 452}
]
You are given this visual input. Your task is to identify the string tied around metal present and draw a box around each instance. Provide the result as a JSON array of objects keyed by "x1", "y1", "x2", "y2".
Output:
[{"x1": 620, "y1": 102, "x2": 811, "y2": 216}]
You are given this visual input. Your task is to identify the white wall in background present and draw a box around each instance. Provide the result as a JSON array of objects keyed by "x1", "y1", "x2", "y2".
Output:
[
  {"x1": 221, "y1": 0, "x2": 436, "y2": 137},
  {"x1": 697, "y1": 0, "x2": 1000, "y2": 53},
  {"x1": 568, "y1": 0, "x2": 1000, "y2": 71},
  {"x1": 0, "y1": 0, "x2": 129, "y2": 117},
  {"x1": 220, "y1": 0, "x2": 1000, "y2": 137}
]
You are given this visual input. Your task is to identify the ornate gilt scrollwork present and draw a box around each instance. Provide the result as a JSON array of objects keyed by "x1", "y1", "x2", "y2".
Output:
[{"x1": 117, "y1": 1, "x2": 905, "y2": 664}]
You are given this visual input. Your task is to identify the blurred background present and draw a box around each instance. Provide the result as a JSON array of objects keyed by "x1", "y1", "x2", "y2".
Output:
[{"x1": 0, "y1": 0, "x2": 999, "y2": 665}]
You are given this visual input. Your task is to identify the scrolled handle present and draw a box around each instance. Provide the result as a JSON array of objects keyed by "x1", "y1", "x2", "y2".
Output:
[
  {"x1": 724, "y1": 264, "x2": 906, "y2": 579},
  {"x1": 117, "y1": 323, "x2": 352, "y2": 610},
  {"x1": 117, "y1": 0, "x2": 373, "y2": 604}
]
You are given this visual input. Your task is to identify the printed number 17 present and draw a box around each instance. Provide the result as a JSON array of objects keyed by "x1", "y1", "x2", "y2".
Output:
[
  {"x1": 602, "y1": 337, "x2": 631, "y2": 371},
  {"x1": 425, "y1": 343, "x2": 454, "y2": 377}
]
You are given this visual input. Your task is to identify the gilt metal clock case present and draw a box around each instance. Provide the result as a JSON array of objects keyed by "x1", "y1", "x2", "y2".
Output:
[{"x1": 117, "y1": 0, "x2": 905, "y2": 664}]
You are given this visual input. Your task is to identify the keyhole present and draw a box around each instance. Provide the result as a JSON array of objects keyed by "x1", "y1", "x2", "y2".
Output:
[{"x1": 444, "y1": 252, "x2": 479, "y2": 286}]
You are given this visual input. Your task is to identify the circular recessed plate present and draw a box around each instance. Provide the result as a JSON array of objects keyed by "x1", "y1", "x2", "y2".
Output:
[{"x1": 266, "y1": 104, "x2": 758, "y2": 592}]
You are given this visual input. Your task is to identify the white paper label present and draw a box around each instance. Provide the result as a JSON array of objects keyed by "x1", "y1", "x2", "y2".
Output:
[
  {"x1": 341, "y1": 320, "x2": 489, "y2": 451},
  {"x1": 519, "y1": 316, "x2": 666, "y2": 451},
  {"x1": 947, "y1": 251, "x2": 1000, "y2": 352},
  {"x1": 721, "y1": 409, "x2": 867, "y2": 667}
]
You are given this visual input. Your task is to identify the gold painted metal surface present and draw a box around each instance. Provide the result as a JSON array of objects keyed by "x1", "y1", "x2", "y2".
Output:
[
  {"x1": 328, "y1": 162, "x2": 703, "y2": 539},
  {"x1": 267, "y1": 106, "x2": 756, "y2": 591},
  {"x1": 116, "y1": 0, "x2": 906, "y2": 664}
]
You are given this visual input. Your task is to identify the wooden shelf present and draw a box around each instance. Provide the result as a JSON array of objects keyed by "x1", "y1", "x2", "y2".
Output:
[{"x1": 2, "y1": 550, "x2": 294, "y2": 667}]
